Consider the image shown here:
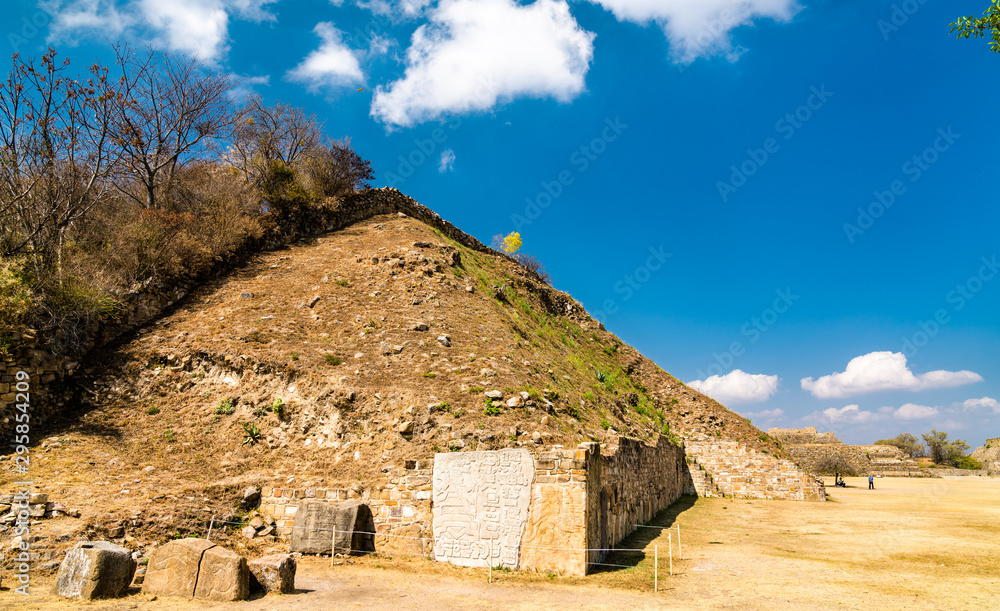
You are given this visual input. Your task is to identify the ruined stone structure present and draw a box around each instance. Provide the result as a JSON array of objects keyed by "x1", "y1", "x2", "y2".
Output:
[
  {"x1": 770, "y1": 428, "x2": 927, "y2": 477},
  {"x1": 684, "y1": 440, "x2": 827, "y2": 500},
  {"x1": 972, "y1": 438, "x2": 1000, "y2": 476},
  {"x1": 261, "y1": 437, "x2": 723, "y2": 576},
  {"x1": 767, "y1": 427, "x2": 841, "y2": 445}
]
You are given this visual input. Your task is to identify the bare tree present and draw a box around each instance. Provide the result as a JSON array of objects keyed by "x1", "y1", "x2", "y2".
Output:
[
  {"x1": 300, "y1": 137, "x2": 374, "y2": 197},
  {"x1": 105, "y1": 44, "x2": 237, "y2": 210},
  {"x1": 0, "y1": 48, "x2": 117, "y2": 279},
  {"x1": 228, "y1": 95, "x2": 324, "y2": 186}
]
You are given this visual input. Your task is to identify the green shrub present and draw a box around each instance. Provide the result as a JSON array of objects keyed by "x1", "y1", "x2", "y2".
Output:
[
  {"x1": 271, "y1": 398, "x2": 286, "y2": 418},
  {"x1": 164, "y1": 430, "x2": 175, "y2": 442},
  {"x1": 291, "y1": 352, "x2": 299, "y2": 360},
  {"x1": 0, "y1": 258, "x2": 34, "y2": 329},
  {"x1": 484, "y1": 404, "x2": 502, "y2": 416},
  {"x1": 600, "y1": 418, "x2": 611, "y2": 430},
  {"x1": 422, "y1": 372, "x2": 437, "y2": 379},
  {"x1": 954, "y1": 455, "x2": 983, "y2": 470},
  {"x1": 325, "y1": 354, "x2": 342, "y2": 366},
  {"x1": 469, "y1": 386, "x2": 485, "y2": 394},
  {"x1": 147, "y1": 407, "x2": 160, "y2": 415},
  {"x1": 336, "y1": 279, "x2": 349, "y2": 286},
  {"x1": 215, "y1": 398, "x2": 235, "y2": 415},
  {"x1": 241, "y1": 422, "x2": 261, "y2": 445}
]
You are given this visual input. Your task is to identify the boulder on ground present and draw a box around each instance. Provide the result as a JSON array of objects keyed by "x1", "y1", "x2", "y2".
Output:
[
  {"x1": 248, "y1": 554, "x2": 296, "y2": 594},
  {"x1": 56, "y1": 541, "x2": 136, "y2": 599},
  {"x1": 290, "y1": 499, "x2": 375, "y2": 555},
  {"x1": 143, "y1": 538, "x2": 249, "y2": 602}
]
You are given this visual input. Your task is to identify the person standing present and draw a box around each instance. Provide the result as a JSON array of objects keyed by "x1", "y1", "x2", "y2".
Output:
[{"x1": 868, "y1": 474, "x2": 874, "y2": 490}]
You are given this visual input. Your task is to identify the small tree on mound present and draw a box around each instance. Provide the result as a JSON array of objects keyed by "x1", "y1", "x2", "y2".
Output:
[{"x1": 815, "y1": 455, "x2": 857, "y2": 482}]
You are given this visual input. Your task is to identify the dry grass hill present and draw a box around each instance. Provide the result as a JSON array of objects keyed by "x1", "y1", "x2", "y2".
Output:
[{"x1": 3, "y1": 201, "x2": 789, "y2": 570}]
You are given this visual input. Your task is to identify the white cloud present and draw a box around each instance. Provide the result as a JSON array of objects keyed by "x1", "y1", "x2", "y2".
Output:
[
  {"x1": 809, "y1": 401, "x2": 946, "y2": 426},
  {"x1": 894, "y1": 403, "x2": 939, "y2": 421},
  {"x1": 288, "y1": 22, "x2": 365, "y2": 91},
  {"x1": 368, "y1": 34, "x2": 396, "y2": 57},
  {"x1": 357, "y1": 0, "x2": 432, "y2": 19},
  {"x1": 370, "y1": 0, "x2": 594, "y2": 127},
  {"x1": 225, "y1": 0, "x2": 279, "y2": 22},
  {"x1": 814, "y1": 404, "x2": 880, "y2": 426},
  {"x1": 800, "y1": 352, "x2": 982, "y2": 399},
  {"x1": 43, "y1": 0, "x2": 131, "y2": 43},
  {"x1": 139, "y1": 0, "x2": 230, "y2": 62},
  {"x1": 587, "y1": 0, "x2": 800, "y2": 63},
  {"x1": 742, "y1": 408, "x2": 784, "y2": 419},
  {"x1": 229, "y1": 74, "x2": 271, "y2": 100},
  {"x1": 961, "y1": 397, "x2": 1000, "y2": 414},
  {"x1": 687, "y1": 369, "x2": 779, "y2": 405},
  {"x1": 42, "y1": 0, "x2": 276, "y2": 62},
  {"x1": 438, "y1": 148, "x2": 456, "y2": 172}
]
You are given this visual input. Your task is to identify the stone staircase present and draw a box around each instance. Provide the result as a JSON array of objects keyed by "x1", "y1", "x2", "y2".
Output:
[
  {"x1": 683, "y1": 456, "x2": 722, "y2": 498},
  {"x1": 683, "y1": 439, "x2": 826, "y2": 501}
]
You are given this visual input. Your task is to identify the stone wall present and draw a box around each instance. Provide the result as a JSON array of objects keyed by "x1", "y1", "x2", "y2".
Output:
[
  {"x1": 258, "y1": 460, "x2": 434, "y2": 557},
  {"x1": 255, "y1": 438, "x2": 686, "y2": 577},
  {"x1": 0, "y1": 187, "x2": 568, "y2": 441},
  {"x1": 782, "y1": 442, "x2": 928, "y2": 478},
  {"x1": 684, "y1": 440, "x2": 826, "y2": 501},
  {"x1": 768, "y1": 427, "x2": 842, "y2": 445}
]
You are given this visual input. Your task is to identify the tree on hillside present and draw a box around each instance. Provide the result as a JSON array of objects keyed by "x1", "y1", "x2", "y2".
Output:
[
  {"x1": 874, "y1": 433, "x2": 924, "y2": 458},
  {"x1": 300, "y1": 138, "x2": 374, "y2": 197},
  {"x1": 951, "y1": 1, "x2": 1000, "y2": 53},
  {"x1": 0, "y1": 49, "x2": 117, "y2": 279},
  {"x1": 104, "y1": 44, "x2": 238, "y2": 211},
  {"x1": 228, "y1": 95, "x2": 324, "y2": 187},
  {"x1": 922, "y1": 430, "x2": 975, "y2": 467}
]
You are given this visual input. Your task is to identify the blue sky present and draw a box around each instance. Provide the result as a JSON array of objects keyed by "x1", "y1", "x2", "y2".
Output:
[{"x1": 7, "y1": 0, "x2": 998, "y2": 446}]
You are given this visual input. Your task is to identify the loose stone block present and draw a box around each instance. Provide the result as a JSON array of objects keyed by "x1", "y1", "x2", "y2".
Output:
[
  {"x1": 289, "y1": 499, "x2": 376, "y2": 555},
  {"x1": 432, "y1": 448, "x2": 534, "y2": 570},
  {"x1": 56, "y1": 541, "x2": 136, "y2": 599},
  {"x1": 248, "y1": 554, "x2": 296, "y2": 594},
  {"x1": 143, "y1": 538, "x2": 249, "y2": 602}
]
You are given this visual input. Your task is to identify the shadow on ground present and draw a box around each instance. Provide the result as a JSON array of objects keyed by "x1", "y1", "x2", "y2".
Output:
[{"x1": 588, "y1": 494, "x2": 697, "y2": 574}]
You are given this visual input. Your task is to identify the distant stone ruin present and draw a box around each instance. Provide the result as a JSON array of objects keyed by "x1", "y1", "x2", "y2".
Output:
[
  {"x1": 972, "y1": 438, "x2": 1000, "y2": 476},
  {"x1": 769, "y1": 427, "x2": 927, "y2": 477}
]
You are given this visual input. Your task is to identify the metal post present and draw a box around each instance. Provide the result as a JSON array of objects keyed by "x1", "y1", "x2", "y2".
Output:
[
  {"x1": 654, "y1": 544, "x2": 658, "y2": 592},
  {"x1": 677, "y1": 523, "x2": 682, "y2": 560},
  {"x1": 668, "y1": 533, "x2": 673, "y2": 576},
  {"x1": 207, "y1": 515, "x2": 215, "y2": 541}
]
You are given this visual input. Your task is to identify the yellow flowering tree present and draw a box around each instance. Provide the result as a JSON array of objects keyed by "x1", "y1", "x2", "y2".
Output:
[{"x1": 502, "y1": 232, "x2": 522, "y2": 254}]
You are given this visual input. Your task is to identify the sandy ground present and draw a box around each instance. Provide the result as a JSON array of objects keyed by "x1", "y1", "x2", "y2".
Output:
[{"x1": 4, "y1": 476, "x2": 999, "y2": 610}]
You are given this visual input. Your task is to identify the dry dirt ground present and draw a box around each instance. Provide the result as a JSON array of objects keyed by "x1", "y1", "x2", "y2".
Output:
[{"x1": 4, "y1": 476, "x2": 998, "y2": 610}]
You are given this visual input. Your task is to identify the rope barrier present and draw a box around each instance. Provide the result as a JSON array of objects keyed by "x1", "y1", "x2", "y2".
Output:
[{"x1": 206, "y1": 519, "x2": 680, "y2": 588}]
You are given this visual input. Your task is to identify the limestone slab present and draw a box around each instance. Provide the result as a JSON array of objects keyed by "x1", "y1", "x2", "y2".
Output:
[
  {"x1": 142, "y1": 538, "x2": 248, "y2": 602},
  {"x1": 56, "y1": 541, "x2": 136, "y2": 599},
  {"x1": 248, "y1": 553, "x2": 296, "y2": 594},
  {"x1": 289, "y1": 499, "x2": 376, "y2": 555},
  {"x1": 432, "y1": 448, "x2": 534, "y2": 569}
]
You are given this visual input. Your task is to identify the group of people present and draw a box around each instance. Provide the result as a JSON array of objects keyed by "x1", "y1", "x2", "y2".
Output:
[{"x1": 831, "y1": 474, "x2": 878, "y2": 489}]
